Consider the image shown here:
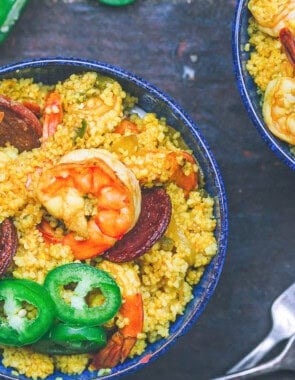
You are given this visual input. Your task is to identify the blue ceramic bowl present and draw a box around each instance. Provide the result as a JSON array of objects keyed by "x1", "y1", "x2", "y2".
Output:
[
  {"x1": 233, "y1": 0, "x2": 295, "y2": 170},
  {"x1": 0, "y1": 58, "x2": 228, "y2": 380}
]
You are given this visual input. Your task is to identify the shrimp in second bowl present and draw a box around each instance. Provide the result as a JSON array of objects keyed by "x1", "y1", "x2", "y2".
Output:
[
  {"x1": 263, "y1": 76, "x2": 295, "y2": 144},
  {"x1": 248, "y1": 0, "x2": 295, "y2": 37},
  {"x1": 36, "y1": 148, "x2": 141, "y2": 260}
]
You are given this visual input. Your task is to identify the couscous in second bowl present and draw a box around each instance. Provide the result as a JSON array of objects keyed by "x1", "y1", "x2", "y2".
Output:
[{"x1": 232, "y1": 0, "x2": 295, "y2": 170}]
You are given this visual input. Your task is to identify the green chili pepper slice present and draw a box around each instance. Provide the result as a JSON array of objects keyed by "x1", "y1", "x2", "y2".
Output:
[
  {"x1": 44, "y1": 263, "x2": 122, "y2": 326},
  {"x1": 0, "y1": 278, "x2": 56, "y2": 346},
  {"x1": 97, "y1": 0, "x2": 136, "y2": 6},
  {"x1": 0, "y1": 0, "x2": 28, "y2": 45},
  {"x1": 32, "y1": 323, "x2": 107, "y2": 355}
]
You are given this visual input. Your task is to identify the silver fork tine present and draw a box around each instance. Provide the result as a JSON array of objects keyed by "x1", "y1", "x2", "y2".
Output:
[
  {"x1": 212, "y1": 334, "x2": 295, "y2": 380},
  {"x1": 227, "y1": 282, "x2": 295, "y2": 374},
  {"x1": 226, "y1": 329, "x2": 279, "y2": 374}
]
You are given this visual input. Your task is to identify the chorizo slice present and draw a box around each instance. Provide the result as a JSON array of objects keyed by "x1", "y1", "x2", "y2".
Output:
[
  {"x1": 0, "y1": 95, "x2": 42, "y2": 152},
  {"x1": 103, "y1": 187, "x2": 172, "y2": 263},
  {"x1": 0, "y1": 218, "x2": 18, "y2": 277}
]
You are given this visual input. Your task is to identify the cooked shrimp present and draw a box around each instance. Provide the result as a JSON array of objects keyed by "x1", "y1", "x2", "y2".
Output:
[
  {"x1": 279, "y1": 27, "x2": 295, "y2": 67},
  {"x1": 92, "y1": 261, "x2": 143, "y2": 369},
  {"x1": 263, "y1": 76, "x2": 295, "y2": 144},
  {"x1": 248, "y1": 0, "x2": 295, "y2": 37},
  {"x1": 42, "y1": 92, "x2": 63, "y2": 140},
  {"x1": 169, "y1": 151, "x2": 198, "y2": 193},
  {"x1": 114, "y1": 119, "x2": 139, "y2": 135},
  {"x1": 36, "y1": 149, "x2": 141, "y2": 260},
  {"x1": 123, "y1": 149, "x2": 198, "y2": 195}
]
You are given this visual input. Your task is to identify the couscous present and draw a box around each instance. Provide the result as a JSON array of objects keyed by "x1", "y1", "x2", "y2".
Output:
[
  {"x1": 0, "y1": 72, "x2": 217, "y2": 379},
  {"x1": 246, "y1": 0, "x2": 295, "y2": 151}
]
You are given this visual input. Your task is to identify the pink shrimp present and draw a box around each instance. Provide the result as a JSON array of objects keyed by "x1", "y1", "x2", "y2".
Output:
[
  {"x1": 36, "y1": 149, "x2": 141, "y2": 260},
  {"x1": 91, "y1": 262, "x2": 143, "y2": 369},
  {"x1": 42, "y1": 92, "x2": 63, "y2": 140}
]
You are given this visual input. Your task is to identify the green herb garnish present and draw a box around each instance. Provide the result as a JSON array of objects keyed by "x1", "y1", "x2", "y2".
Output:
[{"x1": 73, "y1": 119, "x2": 87, "y2": 143}]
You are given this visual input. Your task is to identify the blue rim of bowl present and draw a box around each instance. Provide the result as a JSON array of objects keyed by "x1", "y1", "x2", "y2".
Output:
[
  {"x1": 0, "y1": 57, "x2": 228, "y2": 380},
  {"x1": 232, "y1": 0, "x2": 295, "y2": 170}
]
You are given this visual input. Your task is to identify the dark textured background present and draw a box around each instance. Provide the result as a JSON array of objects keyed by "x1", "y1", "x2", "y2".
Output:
[{"x1": 1, "y1": 1, "x2": 295, "y2": 379}]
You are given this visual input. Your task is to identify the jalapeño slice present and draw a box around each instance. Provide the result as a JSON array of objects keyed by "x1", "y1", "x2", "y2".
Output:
[
  {"x1": 44, "y1": 263, "x2": 122, "y2": 326},
  {"x1": 0, "y1": 278, "x2": 56, "y2": 346}
]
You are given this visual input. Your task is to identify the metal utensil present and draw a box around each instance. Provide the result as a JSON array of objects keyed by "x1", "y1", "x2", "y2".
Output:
[
  {"x1": 227, "y1": 281, "x2": 295, "y2": 374},
  {"x1": 212, "y1": 334, "x2": 295, "y2": 380}
]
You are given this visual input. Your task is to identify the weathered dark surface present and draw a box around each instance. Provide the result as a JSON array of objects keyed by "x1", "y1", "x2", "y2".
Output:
[{"x1": 1, "y1": 1, "x2": 295, "y2": 379}]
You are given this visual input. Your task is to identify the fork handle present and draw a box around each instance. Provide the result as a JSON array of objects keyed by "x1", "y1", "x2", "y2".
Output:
[
  {"x1": 227, "y1": 329, "x2": 279, "y2": 374},
  {"x1": 212, "y1": 357, "x2": 281, "y2": 380}
]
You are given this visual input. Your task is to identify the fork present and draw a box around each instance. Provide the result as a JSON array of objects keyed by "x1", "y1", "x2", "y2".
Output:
[
  {"x1": 212, "y1": 333, "x2": 295, "y2": 380},
  {"x1": 227, "y1": 281, "x2": 295, "y2": 374}
]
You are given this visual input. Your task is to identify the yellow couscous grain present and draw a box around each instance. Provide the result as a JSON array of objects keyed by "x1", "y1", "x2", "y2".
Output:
[
  {"x1": 0, "y1": 72, "x2": 217, "y2": 379},
  {"x1": 2, "y1": 347, "x2": 54, "y2": 379},
  {"x1": 246, "y1": 18, "x2": 294, "y2": 92}
]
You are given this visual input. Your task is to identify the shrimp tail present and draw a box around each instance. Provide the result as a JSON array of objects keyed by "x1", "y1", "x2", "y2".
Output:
[
  {"x1": 91, "y1": 332, "x2": 137, "y2": 369},
  {"x1": 92, "y1": 293, "x2": 143, "y2": 369},
  {"x1": 114, "y1": 119, "x2": 139, "y2": 134},
  {"x1": 42, "y1": 92, "x2": 63, "y2": 140},
  {"x1": 279, "y1": 27, "x2": 295, "y2": 67},
  {"x1": 37, "y1": 219, "x2": 61, "y2": 245}
]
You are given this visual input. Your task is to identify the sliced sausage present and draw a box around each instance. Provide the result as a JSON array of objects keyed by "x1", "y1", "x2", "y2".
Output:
[
  {"x1": 103, "y1": 187, "x2": 172, "y2": 263},
  {"x1": 0, "y1": 218, "x2": 18, "y2": 277},
  {"x1": 0, "y1": 95, "x2": 42, "y2": 152}
]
